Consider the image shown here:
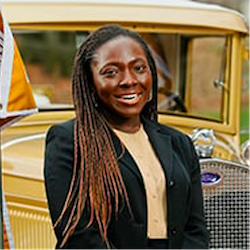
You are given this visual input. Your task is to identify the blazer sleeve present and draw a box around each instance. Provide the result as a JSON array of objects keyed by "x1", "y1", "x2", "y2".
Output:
[
  {"x1": 181, "y1": 136, "x2": 210, "y2": 249},
  {"x1": 44, "y1": 123, "x2": 111, "y2": 249}
]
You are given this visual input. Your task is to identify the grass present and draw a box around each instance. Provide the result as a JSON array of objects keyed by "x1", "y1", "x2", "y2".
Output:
[
  {"x1": 240, "y1": 106, "x2": 249, "y2": 143},
  {"x1": 192, "y1": 106, "x2": 249, "y2": 143}
]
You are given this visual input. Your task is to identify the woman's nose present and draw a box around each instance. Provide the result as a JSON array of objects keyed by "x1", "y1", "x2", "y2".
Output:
[{"x1": 120, "y1": 69, "x2": 137, "y2": 88}]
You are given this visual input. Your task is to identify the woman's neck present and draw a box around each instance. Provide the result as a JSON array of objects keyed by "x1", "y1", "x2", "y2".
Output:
[{"x1": 105, "y1": 114, "x2": 141, "y2": 133}]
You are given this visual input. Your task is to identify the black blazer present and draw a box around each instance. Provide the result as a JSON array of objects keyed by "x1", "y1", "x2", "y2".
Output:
[{"x1": 44, "y1": 117, "x2": 209, "y2": 249}]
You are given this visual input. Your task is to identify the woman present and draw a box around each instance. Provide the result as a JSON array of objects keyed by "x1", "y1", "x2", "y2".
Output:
[{"x1": 44, "y1": 24, "x2": 209, "y2": 249}]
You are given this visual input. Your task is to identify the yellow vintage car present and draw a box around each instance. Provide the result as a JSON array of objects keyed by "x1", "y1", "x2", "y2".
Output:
[{"x1": 1, "y1": 0, "x2": 249, "y2": 249}]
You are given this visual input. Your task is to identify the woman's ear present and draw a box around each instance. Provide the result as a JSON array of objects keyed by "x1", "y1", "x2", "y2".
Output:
[
  {"x1": 147, "y1": 84, "x2": 153, "y2": 103},
  {"x1": 90, "y1": 87, "x2": 99, "y2": 108}
]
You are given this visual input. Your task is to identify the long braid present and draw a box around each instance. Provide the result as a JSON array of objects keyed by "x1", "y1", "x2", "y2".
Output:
[{"x1": 56, "y1": 24, "x2": 158, "y2": 248}]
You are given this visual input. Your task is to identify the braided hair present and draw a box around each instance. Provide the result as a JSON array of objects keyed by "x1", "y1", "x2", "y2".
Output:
[{"x1": 55, "y1": 24, "x2": 158, "y2": 247}]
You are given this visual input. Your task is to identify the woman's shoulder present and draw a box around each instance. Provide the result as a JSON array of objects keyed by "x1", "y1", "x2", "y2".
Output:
[
  {"x1": 143, "y1": 117, "x2": 188, "y2": 139},
  {"x1": 53, "y1": 118, "x2": 75, "y2": 130},
  {"x1": 48, "y1": 118, "x2": 75, "y2": 134},
  {"x1": 143, "y1": 117, "x2": 195, "y2": 153},
  {"x1": 144, "y1": 119, "x2": 198, "y2": 166},
  {"x1": 45, "y1": 118, "x2": 75, "y2": 144}
]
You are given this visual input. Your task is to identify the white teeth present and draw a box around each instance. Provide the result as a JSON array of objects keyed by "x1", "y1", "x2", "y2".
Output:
[{"x1": 121, "y1": 94, "x2": 137, "y2": 100}]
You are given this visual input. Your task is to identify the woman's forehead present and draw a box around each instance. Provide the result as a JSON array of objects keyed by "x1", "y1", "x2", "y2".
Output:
[{"x1": 92, "y1": 36, "x2": 146, "y2": 62}]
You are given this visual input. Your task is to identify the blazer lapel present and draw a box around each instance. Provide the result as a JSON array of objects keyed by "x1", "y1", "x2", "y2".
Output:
[
  {"x1": 111, "y1": 130, "x2": 144, "y2": 184},
  {"x1": 143, "y1": 118, "x2": 173, "y2": 181},
  {"x1": 110, "y1": 118, "x2": 173, "y2": 185}
]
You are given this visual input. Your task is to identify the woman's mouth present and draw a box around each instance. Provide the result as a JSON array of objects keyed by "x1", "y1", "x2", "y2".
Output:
[
  {"x1": 116, "y1": 93, "x2": 141, "y2": 105},
  {"x1": 122, "y1": 94, "x2": 138, "y2": 100}
]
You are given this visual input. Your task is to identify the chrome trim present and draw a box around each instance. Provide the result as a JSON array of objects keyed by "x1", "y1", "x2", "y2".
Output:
[
  {"x1": 1, "y1": 134, "x2": 46, "y2": 150},
  {"x1": 199, "y1": 157, "x2": 250, "y2": 170},
  {"x1": 241, "y1": 139, "x2": 250, "y2": 166},
  {"x1": 191, "y1": 128, "x2": 216, "y2": 158}
]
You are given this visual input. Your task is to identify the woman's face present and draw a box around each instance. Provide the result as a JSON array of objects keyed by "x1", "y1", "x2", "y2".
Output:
[{"x1": 91, "y1": 36, "x2": 152, "y2": 122}]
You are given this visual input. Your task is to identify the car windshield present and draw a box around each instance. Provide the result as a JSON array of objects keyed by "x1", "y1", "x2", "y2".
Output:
[{"x1": 14, "y1": 29, "x2": 228, "y2": 122}]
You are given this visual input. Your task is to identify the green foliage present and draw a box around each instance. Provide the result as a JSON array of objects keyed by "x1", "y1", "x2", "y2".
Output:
[
  {"x1": 240, "y1": 106, "x2": 249, "y2": 143},
  {"x1": 15, "y1": 31, "x2": 76, "y2": 77}
]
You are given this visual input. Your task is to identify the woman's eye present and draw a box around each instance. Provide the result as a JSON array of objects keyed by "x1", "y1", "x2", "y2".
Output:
[
  {"x1": 134, "y1": 65, "x2": 146, "y2": 73},
  {"x1": 103, "y1": 69, "x2": 117, "y2": 77}
]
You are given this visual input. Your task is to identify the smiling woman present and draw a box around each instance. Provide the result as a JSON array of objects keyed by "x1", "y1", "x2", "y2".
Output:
[
  {"x1": 1, "y1": 0, "x2": 249, "y2": 249},
  {"x1": 44, "y1": 24, "x2": 209, "y2": 249},
  {"x1": 91, "y1": 36, "x2": 153, "y2": 132}
]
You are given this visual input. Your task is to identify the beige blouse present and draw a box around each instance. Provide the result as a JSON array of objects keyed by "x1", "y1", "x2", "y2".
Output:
[{"x1": 113, "y1": 125, "x2": 168, "y2": 239}]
